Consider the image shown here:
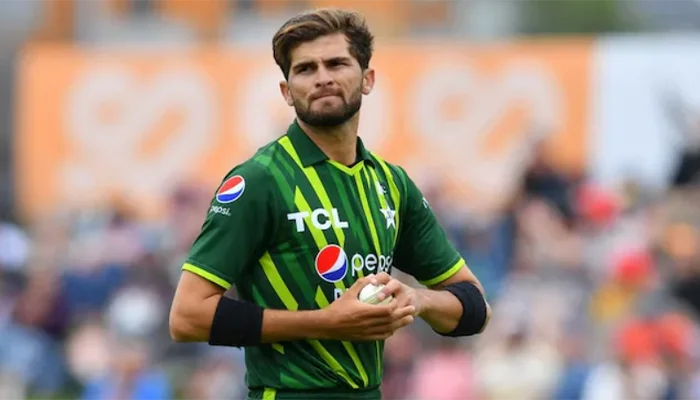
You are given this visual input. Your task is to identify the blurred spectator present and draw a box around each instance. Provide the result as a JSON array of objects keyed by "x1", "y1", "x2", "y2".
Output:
[
  {"x1": 408, "y1": 338, "x2": 475, "y2": 400},
  {"x1": 183, "y1": 348, "x2": 248, "y2": 400},
  {"x1": 80, "y1": 336, "x2": 171, "y2": 400},
  {"x1": 0, "y1": 220, "x2": 29, "y2": 274},
  {"x1": 582, "y1": 322, "x2": 668, "y2": 400},
  {"x1": 522, "y1": 139, "x2": 577, "y2": 226},
  {"x1": 0, "y1": 266, "x2": 70, "y2": 396},
  {"x1": 474, "y1": 320, "x2": 562, "y2": 400},
  {"x1": 552, "y1": 328, "x2": 592, "y2": 400},
  {"x1": 664, "y1": 223, "x2": 700, "y2": 319}
]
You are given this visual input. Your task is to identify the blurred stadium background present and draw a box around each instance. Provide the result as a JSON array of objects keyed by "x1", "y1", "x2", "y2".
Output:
[{"x1": 2, "y1": 0, "x2": 700, "y2": 399}]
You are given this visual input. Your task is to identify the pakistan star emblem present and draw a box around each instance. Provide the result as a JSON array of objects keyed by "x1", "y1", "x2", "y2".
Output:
[{"x1": 380, "y1": 207, "x2": 396, "y2": 229}]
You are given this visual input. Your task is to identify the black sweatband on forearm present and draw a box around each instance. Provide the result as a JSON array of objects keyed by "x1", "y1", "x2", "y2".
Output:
[
  {"x1": 209, "y1": 296, "x2": 264, "y2": 347},
  {"x1": 440, "y1": 281, "x2": 488, "y2": 337}
]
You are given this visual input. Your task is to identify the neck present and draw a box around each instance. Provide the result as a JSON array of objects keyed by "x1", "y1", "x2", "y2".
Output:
[{"x1": 297, "y1": 115, "x2": 360, "y2": 166}]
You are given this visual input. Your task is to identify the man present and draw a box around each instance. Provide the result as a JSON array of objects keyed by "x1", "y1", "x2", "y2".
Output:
[{"x1": 169, "y1": 8, "x2": 491, "y2": 400}]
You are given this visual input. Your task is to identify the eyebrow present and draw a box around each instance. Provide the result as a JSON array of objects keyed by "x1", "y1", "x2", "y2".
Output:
[{"x1": 291, "y1": 57, "x2": 352, "y2": 72}]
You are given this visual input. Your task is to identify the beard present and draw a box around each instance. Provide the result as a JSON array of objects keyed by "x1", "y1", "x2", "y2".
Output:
[{"x1": 293, "y1": 85, "x2": 362, "y2": 128}]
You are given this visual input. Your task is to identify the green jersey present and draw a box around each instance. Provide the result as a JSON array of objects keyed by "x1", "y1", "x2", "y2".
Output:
[{"x1": 184, "y1": 120, "x2": 464, "y2": 400}]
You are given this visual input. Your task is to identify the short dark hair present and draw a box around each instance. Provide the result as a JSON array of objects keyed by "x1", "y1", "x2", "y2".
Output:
[{"x1": 272, "y1": 8, "x2": 374, "y2": 80}]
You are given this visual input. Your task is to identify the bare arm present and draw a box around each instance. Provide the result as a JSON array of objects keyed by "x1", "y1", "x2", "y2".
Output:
[
  {"x1": 417, "y1": 265, "x2": 491, "y2": 334},
  {"x1": 169, "y1": 271, "x2": 416, "y2": 344},
  {"x1": 169, "y1": 271, "x2": 223, "y2": 342},
  {"x1": 169, "y1": 271, "x2": 328, "y2": 343}
]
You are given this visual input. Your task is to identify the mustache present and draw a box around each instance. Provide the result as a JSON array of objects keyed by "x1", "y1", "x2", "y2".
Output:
[{"x1": 311, "y1": 90, "x2": 342, "y2": 101}]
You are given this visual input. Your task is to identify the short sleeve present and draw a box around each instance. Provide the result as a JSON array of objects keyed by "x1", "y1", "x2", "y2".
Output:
[
  {"x1": 392, "y1": 169, "x2": 464, "y2": 286},
  {"x1": 183, "y1": 162, "x2": 276, "y2": 289}
]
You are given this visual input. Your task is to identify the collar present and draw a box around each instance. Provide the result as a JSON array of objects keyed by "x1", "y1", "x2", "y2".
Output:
[{"x1": 285, "y1": 119, "x2": 374, "y2": 168}]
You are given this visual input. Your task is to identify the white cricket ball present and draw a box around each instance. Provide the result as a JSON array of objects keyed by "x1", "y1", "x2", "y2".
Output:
[{"x1": 359, "y1": 283, "x2": 393, "y2": 305}]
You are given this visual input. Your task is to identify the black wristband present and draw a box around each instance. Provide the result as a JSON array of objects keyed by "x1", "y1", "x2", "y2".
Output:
[
  {"x1": 440, "y1": 281, "x2": 488, "y2": 337},
  {"x1": 209, "y1": 296, "x2": 264, "y2": 347}
]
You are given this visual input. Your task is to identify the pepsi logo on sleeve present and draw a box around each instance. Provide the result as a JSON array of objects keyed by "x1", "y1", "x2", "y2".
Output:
[{"x1": 216, "y1": 175, "x2": 245, "y2": 203}]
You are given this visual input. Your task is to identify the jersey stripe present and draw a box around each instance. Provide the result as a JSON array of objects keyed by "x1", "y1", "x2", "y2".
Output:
[
  {"x1": 362, "y1": 168, "x2": 388, "y2": 254},
  {"x1": 364, "y1": 167, "x2": 393, "y2": 381},
  {"x1": 182, "y1": 263, "x2": 232, "y2": 289},
  {"x1": 260, "y1": 252, "x2": 358, "y2": 388},
  {"x1": 263, "y1": 388, "x2": 276, "y2": 399},
  {"x1": 327, "y1": 159, "x2": 364, "y2": 176},
  {"x1": 315, "y1": 287, "x2": 369, "y2": 387},
  {"x1": 328, "y1": 170, "x2": 367, "y2": 251},
  {"x1": 418, "y1": 257, "x2": 465, "y2": 286},
  {"x1": 307, "y1": 341, "x2": 358, "y2": 389},
  {"x1": 272, "y1": 343, "x2": 285, "y2": 355},
  {"x1": 354, "y1": 170, "x2": 382, "y2": 255},
  {"x1": 329, "y1": 171, "x2": 382, "y2": 383},
  {"x1": 266, "y1": 158, "x2": 317, "y2": 305},
  {"x1": 368, "y1": 167, "x2": 397, "y2": 246},
  {"x1": 294, "y1": 187, "x2": 334, "y2": 247},
  {"x1": 372, "y1": 154, "x2": 402, "y2": 217},
  {"x1": 357, "y1": 167, "x2": 390, "y2": 381},
  {"x1": 278, "y1": 137, "x2": 346, "y2": 246},
  {"x1": 280, "y1": 371, "x2": 305, "y2": 388},
  {"x1": 252, "y1": 285, "x2": 267, "y2": 306},
  {"x1": 260, "y1": 252, "x2": 299, "y2": 310},
  {"x1": 251, "y1": 269, "x2": 317, "y2": 388},
  {"x1": 279, "y1": 249, "x2": 316, "y2": 305}
]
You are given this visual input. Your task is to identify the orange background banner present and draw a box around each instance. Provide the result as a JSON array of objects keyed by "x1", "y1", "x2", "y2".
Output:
[{"x1": 15, "y1": 41, "x2": 591, "y2": 222}]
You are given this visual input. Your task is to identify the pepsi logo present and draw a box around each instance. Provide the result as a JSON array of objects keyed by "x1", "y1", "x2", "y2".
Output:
[
  {"x1": 315, "y1": 245, "x2": 348, "y2": 283},
  {"x1": 216, "y1": 175, "x2": 245, "y2": 203}
]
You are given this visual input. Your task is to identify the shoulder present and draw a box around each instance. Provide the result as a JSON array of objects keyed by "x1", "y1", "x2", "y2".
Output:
[
  {"x1": 215, "y1": 141, "x2": 284, "y2": 201},
  {"x1": 221, "y1": 141, "x2": 282, "y2": 183}
]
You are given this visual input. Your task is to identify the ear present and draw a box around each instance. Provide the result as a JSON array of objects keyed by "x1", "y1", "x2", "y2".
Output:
[
  {"x1": 361, "y1": 68, "x2": 375, "y2": 95},
  {"x1": 279, "y1": 80, "x2": 294, "y2": 107}
]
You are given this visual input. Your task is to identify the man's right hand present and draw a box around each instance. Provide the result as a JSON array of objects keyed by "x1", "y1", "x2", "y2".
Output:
[{"x1": 319, "y1": 274, "x2": 416, "y2": 341}]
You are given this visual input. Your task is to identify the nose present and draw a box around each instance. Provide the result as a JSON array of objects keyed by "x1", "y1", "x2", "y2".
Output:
[{"x1": 314, "y1": 66, "x2": 333, "y2": 87}]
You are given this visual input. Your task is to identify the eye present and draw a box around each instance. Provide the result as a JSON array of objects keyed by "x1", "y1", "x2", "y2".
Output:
[{"x1": 294, "y1": 64, "x2": 314, "y2": 74}]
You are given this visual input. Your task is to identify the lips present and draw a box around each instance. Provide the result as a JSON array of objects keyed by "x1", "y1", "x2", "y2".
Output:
[{"x1": 312, "y1": 92, "x2": 340, "y2": 101}]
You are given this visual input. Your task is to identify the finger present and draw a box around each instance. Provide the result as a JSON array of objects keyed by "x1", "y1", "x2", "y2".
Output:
[
  {"x1": 362, "y1": 333, "x2": 394, "y2": 341},
  {"x1": 378, "y1": 279, "x2": 403, "y2": 301},
  {"x1": 345, "y1": 274, "x2": 375, "y2": 296},
  {"x1": 363, "y1": 304, "x2": 412, "y2": 328},
  {"x1": 372, "y1": 272, "x2": 392, "y2": 285},
  {"x1": 391, "y1": 315, "x2": 415, "y2": 331},
  {"x1": 358, "y1": 302, "x2": 397, "y2": 320},
  {"x1": 353, "y1": 304, "x2": 402, "y2": 328},
  {"x1": 364, "y1": 314, "x2": 398, "y2": 328},
  {"x1": 391, "y1": 292, "x2": 413, "y2": 309},
  {"x1": 391, "y1": 305, "x2": 416, "y2": 320},
  {"x1": 367, "y1": 315, "x2": 414, "y2": 338}
]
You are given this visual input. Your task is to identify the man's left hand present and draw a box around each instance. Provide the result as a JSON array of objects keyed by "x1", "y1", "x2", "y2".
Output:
[{"x1": 371, "y1": 273, "x2": 424, "y2": 316}]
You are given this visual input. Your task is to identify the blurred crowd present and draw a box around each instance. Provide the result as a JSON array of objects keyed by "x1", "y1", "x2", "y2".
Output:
[
  {"x1": 0, "y1": 181, "x2": 249, "y2": 399},
  {"x1": 3, "y1": 1, "x2": 700, "y2": 399},
  {"x1": 1, "y1": 136, "x2": 700, "y2": 400}
]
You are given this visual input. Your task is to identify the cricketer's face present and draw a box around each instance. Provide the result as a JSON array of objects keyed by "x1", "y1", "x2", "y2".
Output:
[{"x1": 280, "y1": 33, "x2": 374, "y2": 128}]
